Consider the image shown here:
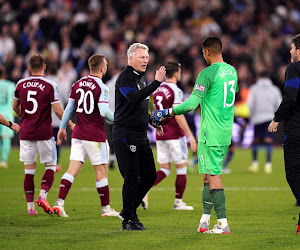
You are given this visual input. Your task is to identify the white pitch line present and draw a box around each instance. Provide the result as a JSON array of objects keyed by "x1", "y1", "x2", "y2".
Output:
[{"x1": 0, "y1": 187, "x2": 291, "y2": 192}]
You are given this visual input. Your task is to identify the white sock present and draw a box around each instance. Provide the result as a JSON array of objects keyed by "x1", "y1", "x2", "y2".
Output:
[
  {"x1": 96, "y1": 178, "x2": 108, "y2": 188},
  {"x1": 39, "y1": 189, "x2": 48, "y2": 199},
  {"x1": 57, "y1": 198, "x2": 65, "y2": 206},
  {"x1": 217, "y1": 218, "x2": 228, "y2": 228},
  {"x1": 160, "y1": 168, "x2": 171, "y2": 177},
  {"x1": 102, "y1": 205, "x2": 110, "y2": 210},
  {"x1": 176, "y1": 167, "x2": 187, "y2": 175},
  {"x1": 174, "y1": 198, "x2": 182, "y2": 205},
  {"x1": 200, "y1": 214, "x2": 211, "y2": 224},
  {"x1": 265, "y1": 162, "x2": 272, "y2": 167},
  {"x1": 27, "y1": 202, "x2": 35, "y2": 211}
]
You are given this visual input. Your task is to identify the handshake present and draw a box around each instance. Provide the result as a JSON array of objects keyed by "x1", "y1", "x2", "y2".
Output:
[{"x1": 151, "y1": 108, "x2": 174, "y2": 126}]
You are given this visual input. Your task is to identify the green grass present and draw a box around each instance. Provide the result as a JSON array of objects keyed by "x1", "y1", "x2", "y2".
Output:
[{"x1": 0, "y1": 147, "x2": 299, "y2": 249}]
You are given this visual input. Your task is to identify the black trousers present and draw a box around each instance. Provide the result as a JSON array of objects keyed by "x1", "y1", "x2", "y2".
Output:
[
  {"x1": 112, "y1": 128, "x2": 157, "y2": 220},
  {"x1": 104, "y1": 121, "x2": 115, "y2": 156},
  {"x1": 283, "y1": 135, "x2": 300, "y2": 219}
]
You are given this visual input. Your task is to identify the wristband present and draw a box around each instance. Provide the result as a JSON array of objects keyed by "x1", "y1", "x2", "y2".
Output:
[{"x1": 8, "y1": 121, "x2": 12, "y2": 128}]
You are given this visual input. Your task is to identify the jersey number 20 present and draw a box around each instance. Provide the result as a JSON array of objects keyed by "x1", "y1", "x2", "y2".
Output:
[{"x1": 76, "y1": 89, "x2": 94, "y2": 114}]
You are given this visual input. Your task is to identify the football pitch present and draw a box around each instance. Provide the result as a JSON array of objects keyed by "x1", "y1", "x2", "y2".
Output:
[{"x1": 0, "y1": 147, "x2": 299, "y2": 249}]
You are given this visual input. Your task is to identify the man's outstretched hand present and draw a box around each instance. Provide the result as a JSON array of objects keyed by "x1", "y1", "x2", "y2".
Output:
[{"x1": 151, "y1": 108, "x2": 174, "y2": 126}]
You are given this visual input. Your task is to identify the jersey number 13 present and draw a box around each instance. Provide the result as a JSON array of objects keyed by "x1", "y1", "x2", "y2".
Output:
[{"x1": 223, "y1": 80, "x2": 236, "y2": 108}]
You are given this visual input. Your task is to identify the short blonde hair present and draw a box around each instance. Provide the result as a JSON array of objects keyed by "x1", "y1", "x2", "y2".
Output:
[
  {"x1": 127, "y1": 43, "x2": 149, "y2": 64},
  {"x1": 88, "y1": 54, "x2": 106, "y2": 72}
]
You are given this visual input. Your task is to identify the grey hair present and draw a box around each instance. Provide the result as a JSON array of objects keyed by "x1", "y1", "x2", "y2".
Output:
[{"x1": 127, "y1": 43, "x2": 149, "y2": 64}]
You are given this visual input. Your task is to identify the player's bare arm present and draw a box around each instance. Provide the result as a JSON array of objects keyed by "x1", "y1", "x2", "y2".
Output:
[
  {"x1": 12, "y1": 99, "x2": 22, "y2": 117},
  {"x1": 0, "y1": 113, "x2": 20, "y2": 133},
  {"x1": 175, "y1": 115, "x2": 197, "y2": 152},
  {"x1": 52, "y1": 102, "x2": 75, "y2": 130},
  {"x1": 10, "y1": 123, "x2": 20, "y2": 133}
]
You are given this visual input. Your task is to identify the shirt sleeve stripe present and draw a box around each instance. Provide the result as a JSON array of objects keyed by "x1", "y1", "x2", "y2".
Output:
[
  {"x1": 120, "y1": 87, "x2": 136, "y2": 96},
  {"x1": 51, "y1": 100, "x2": 60, "y2": 105},
  {"x1": 285, "y1": 77, "x2": 300, "y2": 89}
]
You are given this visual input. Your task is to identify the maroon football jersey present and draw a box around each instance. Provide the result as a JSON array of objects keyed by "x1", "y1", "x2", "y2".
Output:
[
  {"x1": 14, "y1": 76, "x2": 59, "y2": 140},
  {"x1": 70, "y1": 75, "x2": 108, "y2": 142},
  {"x1": 153, "y1": 82, "x2": 185, "y2": 140}
]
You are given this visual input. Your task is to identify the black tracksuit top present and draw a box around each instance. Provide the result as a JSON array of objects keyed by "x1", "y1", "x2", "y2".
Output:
[
  {"x1": 113, "y1": 66, "x2": 160, "y2": 138},
  {"x1": 274, "y1": 61, "x2": 300, "y2": 136}
]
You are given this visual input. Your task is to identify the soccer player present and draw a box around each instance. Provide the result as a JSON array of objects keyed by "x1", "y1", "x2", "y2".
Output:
[
  {"x1": 53, "y1": 54, "x2": 119, "y2": 218},
  {"x1": 247, "y1": 70, "x2": 282, "y2": 174},
  {"x1": 152, "y1": 37, "x2": 238, "y2": 234},
  {"x1": 151, "y1": 61, "x2": 197, "y2": 210},
  {"x1": 112, "y1": 43, "x2": 165, "y2": 231},
  {"x1": 0, "y1": 113, "x2": 19, "y2": 133},
  {"x1": 0, "y1": 67, "x2": 16, "y2": 168},
  {"x1": 13, "y1": 55, "x2": 74, "y2": 215},
  {"x1": 268, "y1": 33, "x2": 300, "y2": 235}
]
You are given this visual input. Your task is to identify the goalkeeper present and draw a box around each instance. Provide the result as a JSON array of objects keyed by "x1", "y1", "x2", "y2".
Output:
[{"x1": 152, "y1": 37, "x2": 238, "y2": 234}]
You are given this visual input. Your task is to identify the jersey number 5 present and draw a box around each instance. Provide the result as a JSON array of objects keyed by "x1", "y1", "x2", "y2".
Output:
[
  {"x1": 25, "y1": 90, "x2": 38, "y2": 114},
  {"x1": 76, "y1": 89, "x2": 94, "y2": 114},
  {"x1": 223, "y1": 80, "x2": 236, "y2": 108}
]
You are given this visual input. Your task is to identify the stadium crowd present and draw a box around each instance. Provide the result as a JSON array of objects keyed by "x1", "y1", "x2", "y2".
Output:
[{"x1": 0, "y1": 0, "x2": 299, "y2": 101}]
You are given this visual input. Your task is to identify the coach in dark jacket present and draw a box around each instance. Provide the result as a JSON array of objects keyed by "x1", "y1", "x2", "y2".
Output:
[
  {"x1": 268, "y1": 33, "x2": 300, "y2": 234},
  {"x1": 112, "y1": 43, "x2": 165, "y2": 231}
]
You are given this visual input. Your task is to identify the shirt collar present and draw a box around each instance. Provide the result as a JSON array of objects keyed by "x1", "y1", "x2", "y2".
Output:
[
  {"x1": 127, "y1": 66, "x2": 144, "y2": 78},
  {"x1": 89, "y1": 74, "x2": 102, "y2": 80},
  {"x1": 31, "y1": 75, "x2": 44, "y2": 78}
]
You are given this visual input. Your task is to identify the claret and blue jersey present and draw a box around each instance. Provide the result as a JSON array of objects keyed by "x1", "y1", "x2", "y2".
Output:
[
  {"x1": 14, "y1": 76, "x2": 59, "y2": 140},
  {"x1": 69, "y1": 75, "x2": 109, "y2": 142},
  {"x1": 153, "y1": 82, "x2": 185, "y2": 140}
]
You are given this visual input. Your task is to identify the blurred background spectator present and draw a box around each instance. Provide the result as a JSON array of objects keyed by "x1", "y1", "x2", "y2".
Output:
[{"x1": 1, "y1": 0, "x2": 298, "y2": 145}]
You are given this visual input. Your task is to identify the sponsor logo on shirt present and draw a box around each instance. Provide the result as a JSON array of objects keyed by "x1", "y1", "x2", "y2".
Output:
[
  {"x1": 104, "y1": 90, "x2": 108, "y2": 98},
  {"x1": 178, "y1": 90, "x2": 183, "y2": 99},
  {"x1": 195, "y1": 84, "x2": 206, "y2": 92}
]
